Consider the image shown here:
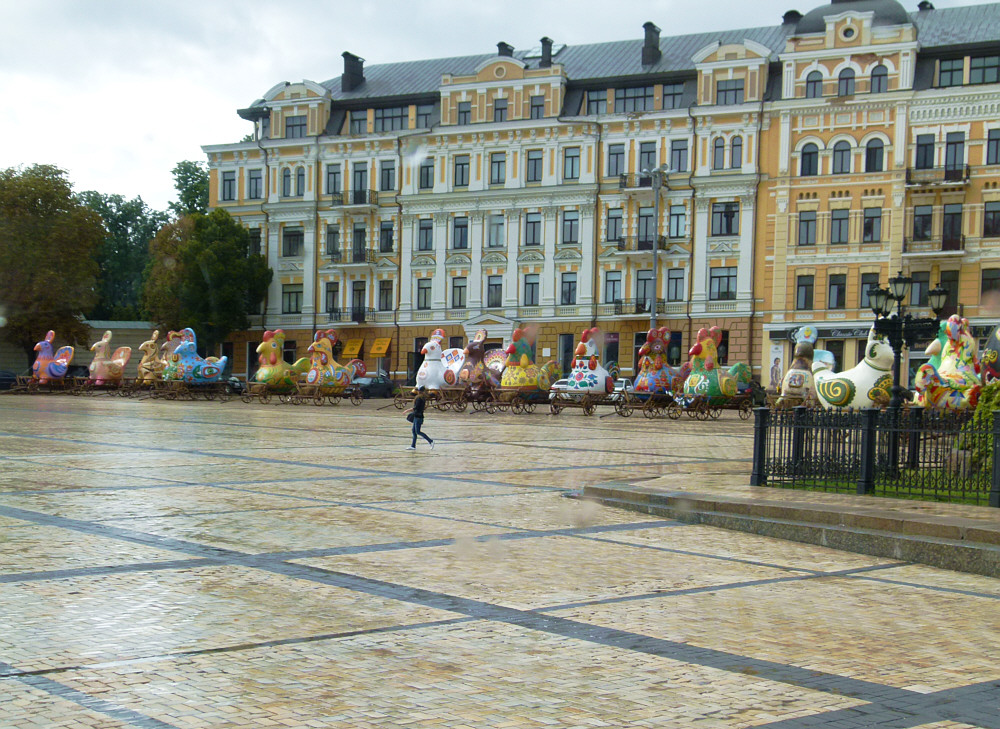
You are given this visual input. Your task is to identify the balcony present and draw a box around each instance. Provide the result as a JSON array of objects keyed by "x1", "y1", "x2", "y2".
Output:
[
  {"x1": 331, "y1": 190, "x2": 379, "y2": 206},
  {"x1": 905, "y1": 165, "x2": 970, "y2": 187},
  {"x1": 613, "y1": 298, "x2": 666, "y2": 316},
  {"x1": 345, "y1": 248, "x2": 376, "y2": 264},
  {"x1": 615, "y1": 236, "x2": 668, "y2": 253},
  {"x1": 326, "y1": 250, "x2": 342, "y2": 263},
  {"x1": 903, "y1": 235, "x2": 966, "y2": 255},
  {"x1": 618, "y1": 173, "x2": 653, "y2": 189},
  {"x1": 324, "y1": 307, "x2": 375, "y2": 323}
]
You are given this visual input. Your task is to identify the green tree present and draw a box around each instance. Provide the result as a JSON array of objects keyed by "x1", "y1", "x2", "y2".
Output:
[
  {"x1": 143, "y1": 209, "x2": 271, "y2": 354},
  {"x1": 77, "y1": 191, "x2": 168, "y2": 320},
  {"x1": 0, "y1": 165, "x2": 104, "y2": 365},
  {"x1": 168, "y1": 160, "x2": 209, "y2": 217}
]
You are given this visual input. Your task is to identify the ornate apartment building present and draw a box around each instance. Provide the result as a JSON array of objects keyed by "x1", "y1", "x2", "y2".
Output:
[{"x1": 203, "y1": 0, "x2": 1000, "y2": 385}]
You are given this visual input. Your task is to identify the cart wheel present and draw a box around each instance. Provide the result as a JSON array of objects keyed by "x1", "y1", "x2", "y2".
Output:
[
  {"x1": 738, "y1": 400, "x2": 752, "y2": 420},
  {"x1": 350, "y1": 391, "x2": 363, "y2": 406},
  {"x1": 241, "y1": 393, "x2": 253, "y2": 404},
  {"x1": 524, "y1": 403, "x2": 536, "y2": 414},
  {"x1": 453, "y1": 397, "x2": 467, "y2": 413},
  {"x1": 313, "y1": 394, "x2": 325, "y2": 406},
  {"x1": 260, "y1": 392, "x2": 272, "y2": 405},
  {"x1": 204, "y1": 390, "x2": 216, "y2": 401},
  {"x1": 643, "y1": 404, "x2": 656, "y2": 419},
  {"x1": 666, "y1": 401, "x2": 682, "y2": 419},
  {"x1": 616, "y1": 401, "x2": 634, "y2": 418},
  {"x1": 472, "y1": 399, "x2": 483, "y2": 412},
  {"x1": 485, "y1": 400, "x2": 497, "y2": 414},
  {"x1": 583, "y1": 402, "x2": 596, "y2": 416},
  {"x1": 217, "y1": 389, "x2": 232, "y2": 403},
  {"x1": 510, "y1": 395, "x2": 524, "y2": 414},
  {"x1": 278, "y1": 393, "x2": 291, "y2": 404},
  {"x1": 550, "y1": 402, "x2": 562, "y2": 415},
  {"x1": 165, "y1": 390, "x2": 177, "y2": 401},
  {"x1": 393, "y1": 393, "x2": 406, "y2": 410},
  {"x1": 695, "y1": 403, "x2": 709, "y2": 421},
  {"x1": 437, "y1": 400, "x2": 451, "y2": 411},
  {"x1": 709, "y1": 406, "x2": 722, "y2": 420}
]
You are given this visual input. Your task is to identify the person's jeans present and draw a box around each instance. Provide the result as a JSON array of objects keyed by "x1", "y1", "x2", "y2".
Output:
[{"x1": 411, "y1": 416, "x2": 432, "y2": 447}]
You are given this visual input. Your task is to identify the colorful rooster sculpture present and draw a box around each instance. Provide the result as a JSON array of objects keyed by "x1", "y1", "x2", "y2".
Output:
[
  {"x1": 776, "y1": 330, "x2": 818, "y2": 408},
  {"x1": 813, "y1": 327, "x2": 892, "y2": 409},
  {"x1": 458, "y1": 329, "x2": 503, "y2": 387},
  {"x1": 137, "y1": 330, "x2": 165, "y2": 383},
  {"x1": 566, "y1": 327, "x2": 619, "y2": 394},
  {"x1": 252, "y1": 329, "x2": 310, "y2": 393},
  {"x1": 162, "y1": 328, "x2": 227, "y2": 384},
  {"x1": 31, "y1": 330, "x2": 74, "y2": 384},
  {"x1": 981, "y1": 325, "x2": 1000, "y2": 383},
  {"x1": 416, "y1": 329, "x2": 466, "y2": 390},
  {"x1": 160, "y1": 330, "x2": 192, "y2": 380},
  {"x1": 633, "y1": 327, "x2": 690, "y2": 394},
  {"x1": 87, "y1": 330, "x2": 132, "y2": 385},
  {"x1": 304, "y1": 329, "x2": 366, "y2": 394},
  {"x1": 682, "y1": 327, "x2": 751, "y2": 405},
  {"x1": 913, "y1": 315, "x2": 981, "y2": 410},
  {"x1": 500, "y1": 324, "x2": 560, "y2": 391}
]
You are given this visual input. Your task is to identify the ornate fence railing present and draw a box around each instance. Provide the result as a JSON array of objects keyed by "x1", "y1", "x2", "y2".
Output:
[{"x1": 751, "y1": 407, "x2": 999, "y2": 506}]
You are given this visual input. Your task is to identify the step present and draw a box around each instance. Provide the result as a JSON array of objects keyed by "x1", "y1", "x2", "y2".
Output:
[{"x1": 580, "y1": 485, "x2": 1000, "y2": 578}]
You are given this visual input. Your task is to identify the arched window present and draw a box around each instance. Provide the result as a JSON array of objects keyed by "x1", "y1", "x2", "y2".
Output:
[
  {"x1": 800, "y1": 143, "x2": 819, "y2": 176},
  {"x1": 730, "y1": 136, "x2": 743, "y2": 169},
  {"x1": 838, "y1": 68, "x2": 856, "y2": 96},
  {"x1": 295, "y1": 167, "x2": 305, "y2": 196},
  {"x1": 865, "y1": 139, "x2": 884, "y2": 172},
  {"x1": 832, "y1": 141, "x2": 852, "y2": 174},
  {"x1": 871, "y1": 64, "x2": 888, "y2": 94},
  {"x1": 805, "y1": 71, "x2": 823, "y2": 98},
  {"x1": 713, "y1": 137, "x2": 726, "y2": 170},
  {"x1": 281, "y1": 168, "x2": 291, "y2": 197}
]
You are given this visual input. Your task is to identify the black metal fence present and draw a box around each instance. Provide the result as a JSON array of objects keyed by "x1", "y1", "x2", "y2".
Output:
[{"x1": 751, "y1": 407, "x2": 1000, "y2": 507}]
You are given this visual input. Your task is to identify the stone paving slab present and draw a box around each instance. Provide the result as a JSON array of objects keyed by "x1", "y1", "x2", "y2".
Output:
[{"x1": 2, "y1": 396, "x2": 999, "y2": 728}]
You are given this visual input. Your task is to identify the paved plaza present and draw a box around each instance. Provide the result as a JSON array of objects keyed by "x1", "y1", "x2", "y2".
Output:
[{"x1": 1, "y1": 394, "x2": 999, "y2": 728}]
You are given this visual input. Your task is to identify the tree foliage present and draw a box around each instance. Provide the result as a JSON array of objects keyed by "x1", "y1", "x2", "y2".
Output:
[
  {"x1": 77, "y1": 191, "x2": 168, "y2": 320},
  {"x1": 0, "y1": 165, "x2": 104, "y2": 365},
  {"x1": 143, "y1": 209, "x2": 271, "y2": 354},
  {"x1": 168, "y1": 160, "x2": 209, "y2": 218}
]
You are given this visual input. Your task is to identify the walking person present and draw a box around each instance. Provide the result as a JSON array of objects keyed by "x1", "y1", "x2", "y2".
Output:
[{"x1": 404, "y1": 386, "x2": 434, "y2": 451}]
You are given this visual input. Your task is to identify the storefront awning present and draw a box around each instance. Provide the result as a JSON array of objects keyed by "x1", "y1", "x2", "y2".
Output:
[
  {"x1": 370, "y1": 337, "x2": 392, "y2": 357},
  {"x1": 341, "y1": 339, "x2": 363, "y2": 358}
]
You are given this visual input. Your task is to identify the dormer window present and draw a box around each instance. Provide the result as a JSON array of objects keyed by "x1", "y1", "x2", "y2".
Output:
[
  {"x1": 349, "y1": 110, "x2": 367, "y2": 134},
  {"x1": 615, "y1": 86, "x2": 653, "y2": 113},
  {"x1": 838, "y1": 69, "x2": 855, "y2": 96},
  {"x1": 970, "y1": 55, "x2": 1000, "y2": 85},
  {"x1": 587, "y1": 91, "x2": 607, "y2": 115},
  {"x1": 716, "y1": 79, "x2": 744, "y2": 105},
  {"x1": 286, "y1": 115, "x2": 306, "y2": 138},
  {"x1": 457, "y1": 101, "x2": 471, "y2": 125},
  {"x1": 374, "y1": 106, "x2": 407, "y2": 132},
  {"x1": 938, "y1": 59, "x2": 963, "y2": 87},
  {"x1": 662, "y1": 83, "x2": 683, "y2": 110},
  {"x1": 493, "y1": 98, "x2": 508, "y2": 123},
  {"x1": 530, "y1": 95, "x2": 544, "y2": 119}
]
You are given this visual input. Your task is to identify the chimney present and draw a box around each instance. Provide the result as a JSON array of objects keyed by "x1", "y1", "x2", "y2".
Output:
[
  {"x1": 642, "y1": 22, "x2": 661, "y2": 66},
  {"x1": 782, "y1": 9, "x2": 803, "y2": 24},
  {"x1": 497, "y1": 41, "x2": 514, "y2": 57},
  {"x1": 341, "y1": 52, "x2": 365, "y2": 92},
  {"x1": 917, "y1": 0, "x2": 934, "y2": 10},
  {"x1": 540, "y1": 37, "x2": 553, "y2": 68}
]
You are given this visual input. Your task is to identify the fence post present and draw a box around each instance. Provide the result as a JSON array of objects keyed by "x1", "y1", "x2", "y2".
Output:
[
  {"x1": 750, "y1": 407, "x2": 770, "y2": 486},
  {"x1": 991, "y1": 410, "x2": 1000, "y2": 508},
  {"x1": 857, "y1": 408, "x2": 878, "y2": 495},
  {"x1": 791, "y1": 405, "x2": 808, "y2": 476},
  {"x1": 907, "y1": 406, "x2": 923, "y2": 471}
]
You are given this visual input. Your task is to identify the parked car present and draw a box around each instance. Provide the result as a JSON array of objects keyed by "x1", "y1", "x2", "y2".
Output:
[
  {"x1": 548, "y1": 378, "x2": 571, "y2": 400},
  {"x1": 610, "y1": 378, "x2": 634, "y2": 402},
  {"x1": 0, "y1": 370, "x2": 18, "y2": 391},
  {"x1": 66, "y1": 365, "x2": 90, "y2": 379},
  {"x1": 224, "y1": 376, "x2": 247, "y2": 395},
  {"x1": 355, "y1": 374, "x2": 395, "y2": 398}
]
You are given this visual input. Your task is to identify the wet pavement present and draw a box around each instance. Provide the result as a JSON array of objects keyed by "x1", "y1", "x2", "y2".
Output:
[{"x1": 1, "y1": 394, "x2": 999, "y2": 728}]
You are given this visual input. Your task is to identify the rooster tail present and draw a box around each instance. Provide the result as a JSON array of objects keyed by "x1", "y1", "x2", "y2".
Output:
[
  {"x1": 347, "y1": 358, "x2": 367, "y2": 380},
  {"x1": 606, "y1": 361, "x2": 620, "y2": 380},
  {"x1": 291, "y1": 357, "x2": 311, "y2": 374}
]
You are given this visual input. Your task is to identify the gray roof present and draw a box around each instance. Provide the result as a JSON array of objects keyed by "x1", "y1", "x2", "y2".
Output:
[
  {"x1": 250, "y1": 2, "x2": 1000, "y2": 107},
  {"x1": 797, "y1": 0, "x2": 911, "y2": 34}
]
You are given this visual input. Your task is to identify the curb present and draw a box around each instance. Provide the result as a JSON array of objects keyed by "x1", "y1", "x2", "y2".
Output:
[{"x1": 579, "y1": 485, "x2": 1000, "y2": 578}]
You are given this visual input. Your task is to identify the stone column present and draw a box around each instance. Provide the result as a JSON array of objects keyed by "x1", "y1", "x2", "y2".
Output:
[
  {"x1": 692, "y1": 198, "x2": 710, "y2": 305},
  {"x1": 504, "y1": 210, "x2": 521, "y2": 310},
  {"x1": 400, "y1": 214, "x2": 415, "y2": 312},
  {"x1": 541, "y1": 207, "x2": 558, "y2": 307},
  {"x1": 470, "y1": 211, "x2": 484, "y2": 309},
  {"x1": 433, "y1": 213, "x2": 449, "y2": 310}
]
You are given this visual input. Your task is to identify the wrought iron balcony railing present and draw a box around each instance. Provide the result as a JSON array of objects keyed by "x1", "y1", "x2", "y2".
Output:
[
  {"x1": 613, "y1": 298, "x2": 667, "y2": 316},
  {"x1": 905, "y1": 165, "x2": 970, "y2": 186},
  {"x1": 614, "y1": 235, "x2": 668, "y2": 252},
  {"x1": 331, "y1": 190, "x2": 379, "y2": 206},
  {"x1": 903, "y1": 235, "x2": 966, "y2": 253}
]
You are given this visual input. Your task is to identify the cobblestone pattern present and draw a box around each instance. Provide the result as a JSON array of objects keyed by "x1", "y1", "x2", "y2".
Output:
[{"x1": 1, "y1": 396, "x2": 998, "y2": 728}]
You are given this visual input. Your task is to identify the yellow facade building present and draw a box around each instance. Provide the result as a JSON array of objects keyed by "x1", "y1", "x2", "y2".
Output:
[{"x1": 203, "y1": 0, "x2": 1000, "y2": 386}]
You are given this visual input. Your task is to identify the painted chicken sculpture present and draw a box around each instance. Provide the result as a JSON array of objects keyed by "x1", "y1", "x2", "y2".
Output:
[
  {"x1": 566, "y1": 327, "x2": 618, "y2": 394},
  {"x1": 458, "y1": 329, "x2": 503, "y2": 388},
  {"x1": 682, "y1": 327, "x2": 751, "y2": 405},
  {"x1": 162, "y1": 328, "x2": 227, "y2": 383},
  {"x1": 305, "y1": 329, "x2": 366, "y2": 394},
  {"x1": 500, "y1": 324, "x2": 560, "y2": 391},
  {"x1": 137, "y1": 330, "x2": 165, "y2": 383},
  {"x1": 416, "y1": 329, "x2": 466, "y2": 391},
  {"x1": 31, "y1": 330, "x2": 74, "y2": 383},
  {"x1": 633, "y1": 327, "x2": 690, "y2": 394},
  {"x1": 812, "y1": 327, "x2": 892, "y2": 409},
  {"x1": 253, "y1": 329, "x2": 310, "y2": 393},
  {"x1": 913, "y1": 315, "x2": 981, "y2": 410},
  {"x1": 87, "y1": 330, "x2": 132, "y2": 385}
]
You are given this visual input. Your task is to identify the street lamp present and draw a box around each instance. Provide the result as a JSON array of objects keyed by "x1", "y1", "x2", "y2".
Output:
[
  {"x1": 867, "y1": 269, "x2": 948, "y2": 409},
  {"x1": 640, "y1": 163, "x2": 672, "y2": 328}
]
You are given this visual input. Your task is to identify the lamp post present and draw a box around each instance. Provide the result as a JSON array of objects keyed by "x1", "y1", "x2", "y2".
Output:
[
  {"x1": 867, "y1": 270, "x2": 948, "y2": 409},
  {"x1": 640, "y1": 164, "x2": 672, "y2": 328}
]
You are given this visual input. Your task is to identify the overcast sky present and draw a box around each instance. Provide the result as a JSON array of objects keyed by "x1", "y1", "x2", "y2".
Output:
[{"x1": 0, "y1": 0, "x2": 987, "y2": 212}]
